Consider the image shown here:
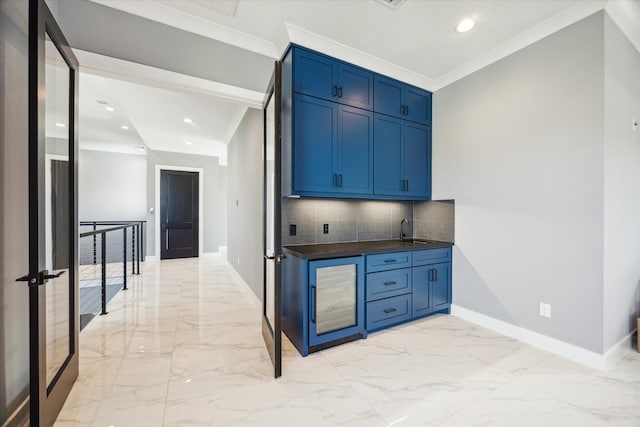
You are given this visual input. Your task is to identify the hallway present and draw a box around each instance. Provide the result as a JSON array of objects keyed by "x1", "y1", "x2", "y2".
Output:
[{"x1": 55, "y1": 256, "x2": 640, "y2": 426}]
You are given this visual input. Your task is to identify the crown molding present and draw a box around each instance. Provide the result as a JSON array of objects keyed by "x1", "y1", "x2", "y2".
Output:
[
  {"x1": 88, "y1": 0, "x2": 279, "y2": 58},
  {"x1": 433, "y1": 0, "x2": 607, "y2": 90},
  {"x1": 74, "y1": 49, "x2": 264, "y2": 108},
  {"x1": 605, "y1": 0, "x2": 640, "y2": 53},
  {"x1": 284, "y1": 23, "x2": 437, "y2": 91}
]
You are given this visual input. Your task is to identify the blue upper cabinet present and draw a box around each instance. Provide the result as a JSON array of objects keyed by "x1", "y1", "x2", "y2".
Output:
[
  {"x1": 374, "y1": 75, "x2": 432, "y2": 125},
  {"x1": 337, "y1": 105, "x2": 374, "y2": 194},
  {"x1": 293, "y1": 47, "x2": 374, "y2": 110},
  {"x1": 283, "y1": 45, "x2": 431, "y2": 200},
  {"x1": 293, "y1": 95, "x2": 373, "y2": 196},
  {"x1": 293, "y1": 95, "x2": 337, "y2": 194},
  {"x1": 337, "y1": 63, "x2": 374, "y2": 110},
  {"x1": 374, "y1": 114, "x2": 431, "y2": 199}
]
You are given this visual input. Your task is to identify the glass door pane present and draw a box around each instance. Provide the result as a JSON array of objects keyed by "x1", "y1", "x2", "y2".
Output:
[
  {"x1": 261, "y1": 61, "x2": 282, "y2": 378},
  {"x1": 44, "y1": 31, "x2": 71, "y2": 388},
  {"x1": 316, "y1": 264, "x2": 357, "y2": 334}
]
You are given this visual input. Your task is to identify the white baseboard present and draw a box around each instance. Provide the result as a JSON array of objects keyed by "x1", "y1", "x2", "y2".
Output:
[
  {"x1": 450, "y1": 304, "x2": 625, "y2": 371},
  {"x1": 227, "y1": 262, "x2": 260, "y2": 306},
  {"x1": 145, "y1": 255, "x2": 158, "y2": 261},
  {"x1": 604, "y1": 330, "x2": 636, "y2": 371},
  {"x1": 200, "y1": 252, "x2": 219, "y2": 258}
]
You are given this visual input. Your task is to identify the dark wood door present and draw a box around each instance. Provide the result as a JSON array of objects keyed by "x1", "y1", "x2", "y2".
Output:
[
  {"x1": 23, "y1": 1, "x2": 80, "y2": 425},
  {"x1": 160, "y1": 170, "x2": 199, "y2": 259}
]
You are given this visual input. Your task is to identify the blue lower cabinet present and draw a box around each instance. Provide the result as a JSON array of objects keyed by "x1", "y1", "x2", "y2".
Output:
[
  {"x1": 366, "y1": 294, "x2": 411, "y2": 331},
  {"x1": 412, "y1": 262, "x2": 451, "y2": 319},
  {"x1": 309, "y1": 257, "x2": 365, "y2": 347},
  {"x1": 366, "y1": 268, "x2": 411, "y2": 301}
]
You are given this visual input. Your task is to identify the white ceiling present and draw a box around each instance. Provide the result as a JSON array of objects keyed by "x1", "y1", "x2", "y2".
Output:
[
  {"x1": 76, "y1": 0, "x2": 640, "y2": 158},
  {"x1": 78, "y1": 72, "x2": 246, "y2": 163},
  {"x1": 87, "y1": 0, "x2": 640, "y2": 91}
]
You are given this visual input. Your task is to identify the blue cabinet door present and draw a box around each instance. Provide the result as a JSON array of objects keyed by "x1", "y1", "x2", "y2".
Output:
[
  {"x1": 374, "y1": 75, "x2": 404, "y2": 119},
  {"x1": 403, "y1": 122, "x2": 431, "y2": 198},
  {"x1": 309, "y1": 257, "x2": 365, "y2": 347},
  {"x1": 338, "y1": 63, "x2": 374, "y2": 110},
  {"x1": 294, "y1": 48, "x2": 337, "y2": 101},
  {"x1": 412, "y1": 265, "x2": 431, "y2": 318},
  {"x1": 413, "y1": 263, "x2": 451, "y2": 318},
  {"x1": 373, "y1": 114, "x2": 403, "y2": 196},
  {"x1": 337, "y1": 105, "x2": 373, "y2": 194},
  {"x1": 404, "y1": 86, "x2": 432, "y2": 125},
  {"x1": 293, "y1": 95, "x2": 337, "y2": 193},
  {"x1": 375, "y1": 75, "x2": 432, "y2": 125},
  {"x1": 431, "y1": 263, "x2": 451, "y2": 311}
]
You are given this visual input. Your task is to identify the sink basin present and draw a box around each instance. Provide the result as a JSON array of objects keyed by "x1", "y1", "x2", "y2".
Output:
[{"x1": 400, "y1": 238, "x2": 435, "y2": 245}]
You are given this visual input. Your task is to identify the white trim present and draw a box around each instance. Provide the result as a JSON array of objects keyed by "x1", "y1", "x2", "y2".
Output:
[
  {"x1": 433, "y1": 0, "x2": 607, "y2": 90},
  {"x1": 88, "y1": 0, "x2": 279, "y2": 59},
  {"x1": 603, "y1": 329, "x2": 636, "y2": 371},
  {"x1": 605, "y1": 0, "x2": 640, "y2": 53},
  {"x1": 200, "y1": 252, "x2": 219, "y2": 258},
  {"x1": 227, "y1": 262, "x2": 261, "y2": 307},
  {"x1": 284, "y1": 23, "x2": 436, "y2": 91},
  {"x1": 145, "y1": 255, "x2": 159, "y2": 262},
  {"x1": 74, "y1": 50, "x2": 264, "y2": 108},
  {"x1": 451, "y1": 304, "x2": 610, "y2": 371},
  {"x1": 154, "y1": 165, "x2": 204, "y2": 260}
]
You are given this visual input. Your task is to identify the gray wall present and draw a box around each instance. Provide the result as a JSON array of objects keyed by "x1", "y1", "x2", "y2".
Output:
[
  {"x1": 79, "y1": 149, "x2": 147, "y2": 221},
  {"x1": 0, "y1": 0, "x2": 30, "y2": 423},
  {"x1": 433, "y1": 13, "x2": 606, "y2": 353},
  {"x1": 282, "y1": 199, "x2": 413, "y2": 245},
  {"x1": 602, "y1": 14, "x2": 640, "y2": 350},
  {"x1": 227, "y1": 108, "x2": 264, "y2": 298},
  {"x1": 146, "y1": 149, "x2": 227, "y2": 257}
]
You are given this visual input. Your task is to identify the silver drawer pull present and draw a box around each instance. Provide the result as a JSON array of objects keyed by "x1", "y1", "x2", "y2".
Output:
[
  {"x1": 383, "y1": 281, "x2": 397, "y2": 286},
  {"x1": 384, "y1": 308, "x2": 397, "y2": 314},
  {"x1": 384, "y1": 259, "x2": 397, "y2": 263}
]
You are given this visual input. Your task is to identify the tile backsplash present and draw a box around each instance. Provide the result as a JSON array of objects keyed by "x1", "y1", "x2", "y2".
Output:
[
  {"x1": 281, "y1": 198, "x2": 455, "y2": 246},
  {"x1": 281, "y1": 199, "x2": 412, "y2": 245}
]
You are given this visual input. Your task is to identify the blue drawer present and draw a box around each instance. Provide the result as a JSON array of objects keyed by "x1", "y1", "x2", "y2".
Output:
[
  {"x1": 366, "y1": 251, "x2": 412, "y2": 272},
  {"x1": 412, "y1": 248, "x2": 451, "y2": 266},
  {"x1": 366, "y1": 268, "x2": 411, "y2": 302},
  {"x1": 366, "y1": 294, "x2": 411, "y2": 331}
]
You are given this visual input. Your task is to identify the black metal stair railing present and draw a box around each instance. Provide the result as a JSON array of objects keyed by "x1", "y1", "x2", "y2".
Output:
[{"x1": 78, "y1": 221, "x2": 145, "y2": 326}]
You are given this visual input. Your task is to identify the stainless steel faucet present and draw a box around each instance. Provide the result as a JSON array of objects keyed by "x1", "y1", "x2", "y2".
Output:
[{"x1": 400, "y1": 219, "x2": 409, "y2": 242}]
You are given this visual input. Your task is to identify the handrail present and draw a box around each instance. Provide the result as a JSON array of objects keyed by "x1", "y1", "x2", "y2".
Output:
[
  {"x1": 80, "y1": 223, "x2": 137, "y2": 238},
  {"x1": 79, "y1": 221, "x2": 144, "y2": 316}
]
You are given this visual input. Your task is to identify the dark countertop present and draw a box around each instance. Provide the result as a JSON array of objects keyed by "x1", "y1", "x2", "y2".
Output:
[{"x1": 282, "y1": 239, "x2": 454, "y2": 260}]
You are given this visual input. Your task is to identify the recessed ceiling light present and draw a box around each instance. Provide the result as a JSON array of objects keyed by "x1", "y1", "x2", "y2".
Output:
[
  {"x1": 183, "y1": 118, "x2": 193, "y2": 124},
  {"x1": 135, "y1": 146, "x2": 145, "y2": 152},
  {"x1": 105, "y1": 106, "x2": 115, "y2": 112},
  {"x1": 185, "y1": 141, "x2": 193, "y2": 145},
  {"x1": 456, "y1": 18, "x2": 476, "y2": 33},
  {"x1": 55, "y1": 123, "x2": 66, "y2": 128},
  {"x1": 121, "y1": 125, "x2": 129, "y2": 130}
]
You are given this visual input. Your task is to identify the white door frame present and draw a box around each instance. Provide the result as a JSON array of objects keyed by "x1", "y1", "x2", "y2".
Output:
[{"x1": 155, "y1": 165, "x2": 204, "y2": 260}]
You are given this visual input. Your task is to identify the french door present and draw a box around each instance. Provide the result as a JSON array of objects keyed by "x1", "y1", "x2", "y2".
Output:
[
  {"x1": 21, "y1": 0, "x2": 79, "y2": 424},
  {"x1": 262, "y1": 61, "x2": 283, "y2": 378}
]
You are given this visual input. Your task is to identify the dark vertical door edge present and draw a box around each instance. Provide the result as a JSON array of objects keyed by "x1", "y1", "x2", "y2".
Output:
[
  {"x1": 262, "y1": 61, "x2": 283, "y2": 378},
  {"x1": 28, "y1": 0, "x2": 79, "y2": 425}
]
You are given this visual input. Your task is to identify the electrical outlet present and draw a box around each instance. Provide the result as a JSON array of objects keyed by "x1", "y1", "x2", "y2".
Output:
[
  {"x1": 289, "y1": 224, "x2": 297, "y2": 236},
  {"x1": 323, "y1": 224, "x2": 329, "y2": 234},
  {"x1": 539, "y1": 302, "x2": 551, "y2": 318}
]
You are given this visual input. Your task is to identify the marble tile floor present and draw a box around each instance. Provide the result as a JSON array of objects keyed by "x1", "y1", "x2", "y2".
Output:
[{"x1": 55, "y1": 255, "x2": 640, "y2": 427}]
